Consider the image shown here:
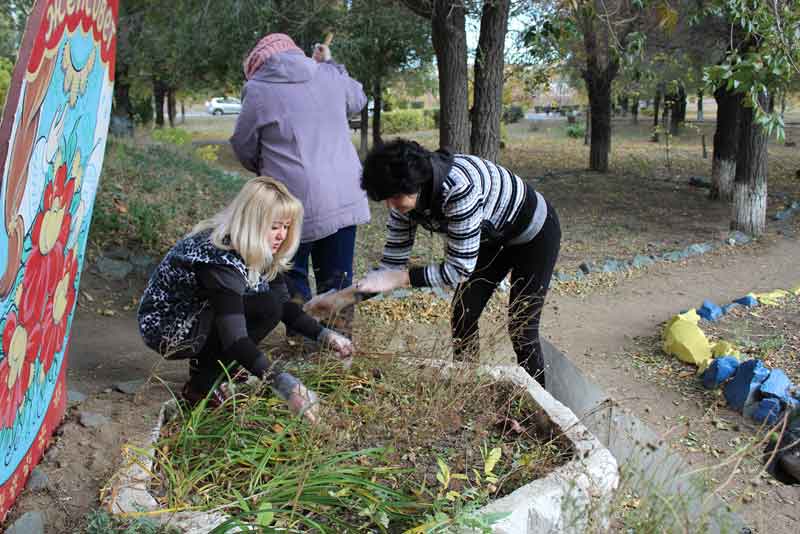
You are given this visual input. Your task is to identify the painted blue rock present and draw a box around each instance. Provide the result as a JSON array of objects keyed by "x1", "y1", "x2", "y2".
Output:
[
  {"x1": 752, "y1": 398, "x2": 783, "y2": 426},
  {"x1": 724, "y1": 359, "x2": 770, "y2": 412},
  {"x1": 760, "y1": 369, "x2": 794, "y2": 404},
  {"x1": 602, "y1": 259, "x2": 623, "y2": 273},
  {"x1": 432, "y1": 286, "x2": 450, "y2": 300},
  {"x1": 697, "y1": 299, "x2": 723, "y2": 321},
  {"x1": 579, "y1": 262, "x2": 598, "y2": 274},
  {"x1": 555, "y1": 271, "x2": 574, "y2": 283},
  {"x1": 662, "y1": 251, "x2": 683, "y2": 262},
  {"x1": 726, "y1": 231, "x2": 751, "y2": 246},
  {"x1": 702, "y1": 357, "x2": 740, "y2": 389},
  {"x1": 734, "y1": 295, "x2": 758, "y2": 307},
  {"x1": 688, "y1": 176, "x2": 711, "y2": 188},
  {"x1": 686, "y1": 243, "x2": 713, "y2": 256},
  {"x1": 772, "y1": 209, "x2": 793, "y2": 221},
  {"x1": 632, "y1": 255, "x2": 655, "y2": 269}
]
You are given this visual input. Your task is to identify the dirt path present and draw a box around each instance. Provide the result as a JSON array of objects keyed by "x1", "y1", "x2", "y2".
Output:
[
  {"x1": 543, "y1": 235, "x2": 800, "y2": 533},
  {"x1": 546, "y1": 236, "x2": 800, "y2": 392},
  {"x1": 4, "y1": 236, "x2": 799, "y2": 533}
]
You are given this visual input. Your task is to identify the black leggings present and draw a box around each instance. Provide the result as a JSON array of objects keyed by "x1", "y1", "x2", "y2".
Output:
[
  {"x1": 452, "y1": 205, "x2": 560, "y2": 387},
  {"x1": 187, "y1": 292, "x2": 282, "y2": 394}
]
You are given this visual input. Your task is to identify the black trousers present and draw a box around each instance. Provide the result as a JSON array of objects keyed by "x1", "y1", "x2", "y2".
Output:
[
  {"x1": 451, "y1": 204, "x2": 561, "y2": 387},
  {"x1": 187, "y1": 292, "x2": 281, "y2": 394}
]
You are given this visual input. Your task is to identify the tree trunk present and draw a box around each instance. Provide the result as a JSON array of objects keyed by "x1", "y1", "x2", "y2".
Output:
[
  {"x1": 732, "y1": 92, "x2": 769, "y2": 236},
  {"x1": 360, "y1": 104, "x2": 369, "y2": 156},
  {"x1": 651, "y1": 83, "x2": 662, "y2": 142},
  {"x1": 167, "y1": 88, "x2": 176, "y2": 128},
  {"x1": 669, "y1": 101, "x2": 679, "y2": 135},
  {"x1": 584, "y1": 70, "x2": 613, "y2": 172},
  {"x1": 153, "y1": 78, "x2": 166, "y2": 128},
  {"x1": 678, "y1": 85, "x2": 687, "y2": 123},
  {"x1": 113, "y1": 68, "x2": 133, "y2": 120},
  {"x1": 631, "y1": 97, "x2": 639, "y2": 124},
  {"x1": 112, "y1": 61, "x2": 134, "y2": 136},
  {"x1": 710, "y1": 86, "x2": 741, "y2": 201},
  {"x1": 431, "y1": 0, "x2": 469, "y2": 151},
  {"x1": 696, "y1": 89, "x2": 704, "y2": 122},
  {"x1": 181, "y1": 100, "x2": 185, "y2": 124},
  {"x1": 470, "y1": 0, "x2": 509, "y2": 160},
  {"x1": 619, "y1": 95, "x2": 629, "y2": 116},
  {"x1": 670, "y1": 84, "x2": 686, "y2": 135},
  {"x1": 584, "y1": 106, "x2": 590, "y2": 146},
  {"x1": 780, "y1": 92, "x2": 786, "y2": 120},
  {"x1": 372, "y1": 79, "x2": 383, "y2": 147}
]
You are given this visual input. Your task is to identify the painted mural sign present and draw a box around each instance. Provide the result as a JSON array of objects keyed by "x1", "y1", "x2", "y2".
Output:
[{"x1": 0, "y1": 0, "x2": 118, "y2": 521}]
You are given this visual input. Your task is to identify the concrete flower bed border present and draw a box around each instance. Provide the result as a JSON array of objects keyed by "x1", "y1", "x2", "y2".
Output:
[{"x1": 104, "y1": 362, "x2": 618, "y2": 534}]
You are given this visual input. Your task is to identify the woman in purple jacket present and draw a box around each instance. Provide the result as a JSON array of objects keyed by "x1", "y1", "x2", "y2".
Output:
[{"x1": 231, "y1": 34, "x2": 369, "y2": 334}]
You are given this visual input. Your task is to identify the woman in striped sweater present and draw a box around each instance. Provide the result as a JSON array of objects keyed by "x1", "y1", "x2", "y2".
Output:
[{"x1": 357, "y1": 140, "x2": 560, "y2": 387}]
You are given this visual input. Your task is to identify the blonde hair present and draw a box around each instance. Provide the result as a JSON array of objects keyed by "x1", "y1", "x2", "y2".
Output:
[{"x1": 191, "y1": 177, "x2": 303, "y2": 285}]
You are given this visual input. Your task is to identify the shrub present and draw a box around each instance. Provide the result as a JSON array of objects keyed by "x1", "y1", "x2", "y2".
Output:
[
  {"x1": 0, "y1": 57, "x2": 12, "y2": 109},
  {"x1": 566, "y1": 124, "x2": 586, "y2": 139},
  {"x1": 84, "y1": 509, "x2": 179, "y2": 534},
  {"x1": 381, "y1": 109, "x2": 435, "y2": 134},
  {"x1": 423, "y1": 108, "x2": 440, "y2": 128},
  {"x1": 131, "y1": 94, "x2": 154, "y2": 125},
  {"x1": 195, "y1": 144, "x2": 220, "y2": 163},
  {"x1": 152, "y1": 127, "x2": 191, "y2": 146},
  {"x1": 92, "y1": 141, "x2": 244, "y2": 255},
  {"x1": 502, "y1": 105, "x2": 524, "y2": 124}
]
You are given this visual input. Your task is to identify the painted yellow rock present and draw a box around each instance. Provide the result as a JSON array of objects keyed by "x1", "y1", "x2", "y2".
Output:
[
  {"x1": 711, "y1": 340, "x2": 741, "y2": 359},
  {"x1": 665, "y1": 309, "x2": 701, "y2": 328},
  {"x1": 663, "y1": 314, "x2": 712, "y2": 368},
  {"x1": 753, "y1": 290, "x2": 790, "y2": 306},
  {"x1": 790, "y1": 284, "x2": 800, "y2": 296}
]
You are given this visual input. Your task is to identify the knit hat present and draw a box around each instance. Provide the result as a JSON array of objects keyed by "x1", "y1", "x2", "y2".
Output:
[{"x1": 243, "y1": 33, "x2": 303, "y2": 80}]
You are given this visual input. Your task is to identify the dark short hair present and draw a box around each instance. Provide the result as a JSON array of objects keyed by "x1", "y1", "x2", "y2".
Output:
[{"x1": 361, "y1": 139, "x2": 434, "y2": 201}]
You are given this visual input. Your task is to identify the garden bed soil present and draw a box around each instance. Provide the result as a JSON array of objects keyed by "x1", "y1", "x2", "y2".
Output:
[{"x1": 106, "y1": 359, "x2": 617, "y2": 533}]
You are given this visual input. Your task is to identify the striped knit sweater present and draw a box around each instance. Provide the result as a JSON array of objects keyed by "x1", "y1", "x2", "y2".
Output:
[{"x1": 379, "y1": 155, "x2": 535, "y2": 288}]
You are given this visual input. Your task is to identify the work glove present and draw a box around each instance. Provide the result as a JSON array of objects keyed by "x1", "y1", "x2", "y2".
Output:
[
  {"x1": 273, "y1": 372, "x2": 320, "y2": 424},
  {"x1": 355, "y1": 269, "x2": 408, "y2": 294},
  {"x1": 312, "y1": 43, "x2": 331, "y2": 62},
  {"x1": 319, "y1": 327, "x2": 354, "y2": 357}
]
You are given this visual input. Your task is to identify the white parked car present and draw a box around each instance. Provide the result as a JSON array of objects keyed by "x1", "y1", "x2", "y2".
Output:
[{"x1": 205, "y1": 97, "x2": 242, "y2": 115}]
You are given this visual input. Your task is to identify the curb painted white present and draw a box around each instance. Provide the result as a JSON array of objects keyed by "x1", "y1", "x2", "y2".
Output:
[
  {"x1": 472, "y1": 364, "x2": 619, "y2": 533},
  {"x1": 105, "y1": 362, "x2": 618, "y2": 533}
]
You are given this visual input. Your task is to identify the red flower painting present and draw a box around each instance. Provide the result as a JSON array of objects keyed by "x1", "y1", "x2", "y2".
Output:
[
  {"x1": 0, "y1": 312, "x2": 41, "y2": 428},
  {"x1": 19, "y1": 162, "x2": 74, "y2": 327}
]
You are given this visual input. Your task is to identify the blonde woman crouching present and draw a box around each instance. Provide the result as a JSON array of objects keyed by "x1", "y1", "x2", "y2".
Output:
[{"x1": 138, "y1": 177, "x2": 352, "y2": 422}]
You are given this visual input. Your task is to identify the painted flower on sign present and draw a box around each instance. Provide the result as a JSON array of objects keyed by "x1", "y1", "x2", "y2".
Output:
[
  {"x1": 38, "y1": 249, "x2": 78, "y2": 373},
  {"x1": 0, "y1": 312, "x2": 41, "y2": 428},
  {"x1": 36, "y1": 161, "x2": 74, "y2": 256},
  {"x1": 19, "y1": 161, "x2": 74, "y2": 328}
]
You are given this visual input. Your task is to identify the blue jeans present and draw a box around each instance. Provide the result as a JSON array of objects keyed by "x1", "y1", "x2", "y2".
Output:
[{"x1": 285, "y1": 226, "x2": 357, "y2": 302}]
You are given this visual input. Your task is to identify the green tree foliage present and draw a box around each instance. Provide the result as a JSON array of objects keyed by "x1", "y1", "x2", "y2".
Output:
[
  {"x1": 0, "y1": 1, "x2": 33, "y2": 60},
  {"x1": 703, "y1": 0, "x2": 800, "y2": 139},
  {"x1": 118, "y1": 0, "x2": 344, "y2": 124},
  {"x1": 336, "y1": 0, "x2": 433, "y2": 145},
  {"x1": 0, "y1": 56, "x2": 12, "y2": 108}
]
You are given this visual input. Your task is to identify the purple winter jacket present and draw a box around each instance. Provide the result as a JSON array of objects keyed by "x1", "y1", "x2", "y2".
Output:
[{"x1": 230, "y1": 50, "x2": 370, "y2": 242}]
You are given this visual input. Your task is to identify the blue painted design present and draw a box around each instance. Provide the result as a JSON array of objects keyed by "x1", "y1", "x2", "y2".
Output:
[{"x1": 0, "y1": 29, "x2": 113, "y2": 485}]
